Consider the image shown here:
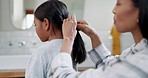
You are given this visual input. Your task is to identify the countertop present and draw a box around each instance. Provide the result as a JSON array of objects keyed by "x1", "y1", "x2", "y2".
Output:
[{"x1": 0, "y1": 69, "x2": 25, "y2": 77}]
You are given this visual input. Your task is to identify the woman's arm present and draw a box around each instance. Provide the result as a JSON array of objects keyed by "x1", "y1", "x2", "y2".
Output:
[
  {"x1": 77, "y1": 20, "x2": 101, "y2": 48},
  {"x1": 77, "y1": 20, "x2": 114, "y2": 68}
]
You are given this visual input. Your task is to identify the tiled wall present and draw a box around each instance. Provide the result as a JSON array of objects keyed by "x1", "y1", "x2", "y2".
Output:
[
  {"x1": 0, "y1": 31, "x2": 134, "y2": 56},
  {"x1": 0, "y1": 30, "x2": 112, "y2": 56},
  {"x1": 0, "y1": 31, "x2": 41, "y2": 55}
]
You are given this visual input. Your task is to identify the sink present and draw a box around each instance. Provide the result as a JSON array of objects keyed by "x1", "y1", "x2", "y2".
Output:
[{"x1": 0, "y1": 55, "x2": 31, "y2": 71}]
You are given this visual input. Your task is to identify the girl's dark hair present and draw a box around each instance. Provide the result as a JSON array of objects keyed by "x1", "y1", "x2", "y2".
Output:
[
  {"x1": 132, "y1": 0, "x2": 148, "y2": 40},
  {"x1": 34, "y1": 0, "x2": 86, "y2": 64}
]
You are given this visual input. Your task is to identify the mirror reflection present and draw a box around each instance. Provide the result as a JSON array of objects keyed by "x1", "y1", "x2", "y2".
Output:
[
  {"x1": 10, "y1": 0, "x2": 85, "y2": 30},
  {"x1": 10, "y1": 0, "x2": 35, "y2": 30}
]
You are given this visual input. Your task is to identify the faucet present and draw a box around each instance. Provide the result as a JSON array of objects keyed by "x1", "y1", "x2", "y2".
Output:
[
  {"x1": 9, "y1": 41, "x2": 13, "y2": 46},
  {"x1": 18, "y1": 41, "x2": 26, "y2": 48}
]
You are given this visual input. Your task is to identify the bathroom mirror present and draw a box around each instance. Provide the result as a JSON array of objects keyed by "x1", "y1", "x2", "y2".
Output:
[
  {"x1": 10, "y1": 0, "x2": 36, "y2": 30},
  {"x1": 10, "y1": 0, "x2": 85, "y2": 30}
]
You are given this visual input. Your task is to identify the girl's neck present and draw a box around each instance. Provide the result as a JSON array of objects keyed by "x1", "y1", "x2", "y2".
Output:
[{"x1": 48, "y1": 31, "x2": 63, "y2": 41}]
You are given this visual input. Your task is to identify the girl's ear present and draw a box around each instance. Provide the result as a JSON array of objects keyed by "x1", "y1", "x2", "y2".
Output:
[{"x1": 42, "y1": 18, "x2": 50, "y2": 31}]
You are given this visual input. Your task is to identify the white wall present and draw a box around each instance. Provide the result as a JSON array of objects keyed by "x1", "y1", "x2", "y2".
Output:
[
  {"x1": 0, "y1": 0, "x2": 16, "y2": 31},
  {"x1": 84, "y1": 0, "x2": 115, "y2": 31},
  {"x1": 81, "y1": 0, "x2": 116, "y2": 52},
  {"x1": 0, "y1": 0, "x2": 1, "y2": 27}
]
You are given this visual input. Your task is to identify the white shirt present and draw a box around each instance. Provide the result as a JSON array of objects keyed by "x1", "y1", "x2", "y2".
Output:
[
  {"x1": 25, "y1": 39, "x2": 63, "y2": 78},
  {"x1": 49, "y1": 38, "x2": 148, "y2": 78}
]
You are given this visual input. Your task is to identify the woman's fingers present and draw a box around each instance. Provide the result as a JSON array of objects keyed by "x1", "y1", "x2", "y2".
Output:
[
  {"x1": 77, "y1": 20, "x2": 89, "y2": 31},
  {"x1": 77, "y1": 20, "x2": 88, "y2": 25}
]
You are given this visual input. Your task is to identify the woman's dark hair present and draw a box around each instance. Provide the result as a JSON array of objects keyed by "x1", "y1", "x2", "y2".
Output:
[
  {"x1": 34, "y1": 0, "x2": 86, "y2": 64},
  {"x1": 132, "y1": 0, "x2": 148, "y2": 40}
]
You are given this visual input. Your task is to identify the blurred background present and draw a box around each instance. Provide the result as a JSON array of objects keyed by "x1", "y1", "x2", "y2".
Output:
[{"x1": 0, "y1": 0, "x2": 134, "y2": 77}]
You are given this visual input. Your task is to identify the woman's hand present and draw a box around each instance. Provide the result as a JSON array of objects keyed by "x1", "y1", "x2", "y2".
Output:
[
  {"x1": 77, "y1": 20, "x2": 95, "y2": 37},
  {"x1": 61, "y1": 15, "x2": 77, "y2": 53},
  {"x1": 77, "y1": 20, "x2": 101, "y2": 48}
]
